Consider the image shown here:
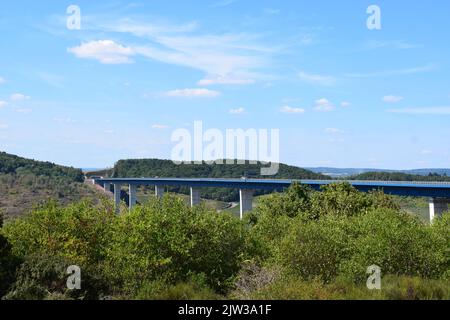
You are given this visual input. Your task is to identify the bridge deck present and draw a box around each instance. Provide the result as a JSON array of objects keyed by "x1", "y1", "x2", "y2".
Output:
[{"x1": 96, "y1": 178, "x2": 450, "y2": 198}]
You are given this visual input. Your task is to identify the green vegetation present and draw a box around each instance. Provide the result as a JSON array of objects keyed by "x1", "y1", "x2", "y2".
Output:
[
  {"x1": 0, "y1": 151, "x2": 101, "y2": 219},
  {"x1": 0, "y1": 152, "x2": 83, "y2": 182},
  {"x1": 350, "y1": 171, "x2": 450, "y2": 182},
  {"x1": 1, "y1": 182, "x2": 448, "y2": 300}
]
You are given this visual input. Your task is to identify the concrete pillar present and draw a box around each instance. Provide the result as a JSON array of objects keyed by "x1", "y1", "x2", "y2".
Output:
[
  {"x1": 113, "y1": 184, "x2": 122, "y2": 215},
  {"x1": 155, "y1": 185, "x2": 165, "y2": 199},
  {"x1": 429, "y1": 198, "x2": 449, "y2": 223},
  {"x1": 240, "y1": 189, "x2": 254, "y2": 220},
  {"x1": 190, "y1": 187, "x2": 201, "y2": 207},
  {"x1": 103, "y1": 183, "x2": 112, "y2": 193},
  {"x1": 129, "y1": 184, "x2": 137, "y2": 210}
]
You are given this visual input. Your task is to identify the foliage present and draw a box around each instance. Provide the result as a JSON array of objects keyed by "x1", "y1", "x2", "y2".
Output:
[
  {"x1": 0, "y1": 151, "x2": 84, "y2": 182},
  {"x1": 0, "y1": 182, "x2": 448, "y2": 300},
  {"x1": 104, "y1": 195, "x2": 247, "y2": 294},
  {"x1": 349, "y1": 171, "x2": 450, "y2": 182}
]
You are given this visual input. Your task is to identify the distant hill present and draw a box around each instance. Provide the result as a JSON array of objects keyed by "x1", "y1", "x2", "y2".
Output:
[
  {"x1": 348, "y1": 171, "x2": 450, "y2": 182},
  {"x1": 307, "y1": 167, "x2": 450, "y2": 178},
  {"x1": 0, "y1": 152, "x2": 100, "y2": 219},
  {"x1": 0, "y1": 152, "x2": 83, "y2": 182}
]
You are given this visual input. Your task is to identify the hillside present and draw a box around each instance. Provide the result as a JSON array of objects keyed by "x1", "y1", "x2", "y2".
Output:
[
  {"x1": 0, "y1": 152, "x2": 100, "y2": 219},
  {"x1": 348, "y1": 171, "x2": 450, "y2": 182},
  {"x1": 308, "y1": 167, "x2": 450, "y2": 178}
]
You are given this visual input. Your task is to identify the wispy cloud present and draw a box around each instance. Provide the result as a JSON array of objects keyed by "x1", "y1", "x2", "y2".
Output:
[
  {"x1": 388, "y1": 107, "x2": 450, "y2": 115},
  {"x1": 68, "y1": 40, "x2": 135, "y2": 64},
  {"x1": 229, "y1": 107, "x2": 245, "y2": 114},
  {"x1": 0, "y1": 123, "x2": 9, "y2": 129},
  {"x1": 345, "y1": 64, "x2": 435, "y2": 78},
  {"x1": 10, "y1": 93, "x2": 31, "y2": 101},
  {"x1": 38, "y1": 72, "x2": 65, "y2": 87},
  {"x1": 0, "y1": 101, "x2": 8, "y2": 108},
  {"x1": 0, "y1": 77, "x2": 5, "y2": 84},
  {"x1": 382, "y1": 95, "x2": 404, "y2": 103},
  {"x1": 341, "y1": 101, "x2": 351, "y2": 107},
  {"x1": 151, "y1": 124, "x2": 170, "y2": 129},
  {"x1": 298, "y1": 71, "x2": 336, "y2": 86},
  {"x1": 211, "y1": 0, "x2": 238, "y2": 7},
  {"x1": 314, "y1": 98, "x2": 335, "y2": 112},
  {"x1": 365, "y1": 40, "x2": 418, "y2": 50},
  {"x1": 198, "y1": 74, "x2": 255, "y2": 86},
  {"x1": 280, "y1": 106, "x2": 305, "y2": 114},
  {"x1": 163, "y1": 88, "x2": 220, "y2": 98},
  {"x1": 325, "y1": 128, "x2": 344, "y2": 134},
  {"x1": 67, "y1": 17, "x2": 274, "y2": 84}
]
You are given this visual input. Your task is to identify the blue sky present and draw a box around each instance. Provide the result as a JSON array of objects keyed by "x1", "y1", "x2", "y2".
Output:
[{"x1": 1, "y1": 0, "x2": 450, "y2": 169}]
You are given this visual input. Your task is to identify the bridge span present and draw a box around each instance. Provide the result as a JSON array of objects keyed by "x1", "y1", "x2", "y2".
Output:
[{"x1": 93, "y1": 178, "x2": 450, "y2": 223}]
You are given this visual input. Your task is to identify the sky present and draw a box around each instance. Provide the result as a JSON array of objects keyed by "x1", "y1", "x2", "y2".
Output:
[{"x1": 0, "y1": 0, "x2": 450, "y2": 170}]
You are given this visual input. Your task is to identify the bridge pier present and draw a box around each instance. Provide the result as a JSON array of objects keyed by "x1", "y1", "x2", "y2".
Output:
[
  {"x1": 429, "y1": 198, "x2": 449, "y2": 223},
  {"x1": 190, "y1": 187, "x2": 201, "y2": 207},
  {"x1": 113, "y1": 183, "x2": 122, "y2": 214},
  {"x1": 129, "y1": 184, "x2": 137, "y2": 210},
  {"x1": 103, "y1": 183, "x2": 112, "y2": 193},
  {"x1": 155, "y1": 185, "x2": 165, "y2": 199},
  {"x1": 240, "y1": 189, "x2": 254, "y2": 219}
]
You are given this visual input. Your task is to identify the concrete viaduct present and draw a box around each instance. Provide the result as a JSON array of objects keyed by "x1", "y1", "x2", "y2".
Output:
[{"x1": 93, "y1": 178, "x2": 450, "y2": 223}]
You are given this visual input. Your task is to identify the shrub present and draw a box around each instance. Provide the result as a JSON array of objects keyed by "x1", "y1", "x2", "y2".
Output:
[
  {"x1": 3, "y1": 252, "x2": 107, "y2": 300},
  {"x1": 2, "y1": 199, "x2": 116, "y2": 266},
  {"x1": 278, "y1": 216, "x2": 352, "y2": 283},
  {"x1": 136, "y1": 277, "x2": 220, "y2": 300},
  {"x1": 105, "y1": 195, "x2": 247, "y2": 294}
]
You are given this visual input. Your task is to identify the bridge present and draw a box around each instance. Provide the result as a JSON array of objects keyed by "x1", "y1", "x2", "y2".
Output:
[{"x1": 93, "y1": 178, "x2": 450, "y2": 223}]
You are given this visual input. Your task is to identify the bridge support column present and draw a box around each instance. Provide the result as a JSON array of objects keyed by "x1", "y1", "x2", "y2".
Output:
[
  {"x1": 429, "y1": 198, "x2": 449, "y2": 223},
  {"x1": 113, "y1": 183, "x2": 122, "y2": 215},
  {"x1": 129, "y1": 184, "x2": 137, "y2": 210},
  {"x1": 103, "y1": 183, "x2": 112, "y2": 193},
  {"x1": 155, "y1": 185, "x2": 165, "y2": 199},
  {"x1": 240, "y1": 189, "x2": 254, "y2": 220},
  {"x1": 190, "y1": 187, "x2": 201, "y2": 207}
]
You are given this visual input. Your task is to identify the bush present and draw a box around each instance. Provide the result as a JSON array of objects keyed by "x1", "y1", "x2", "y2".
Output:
[
  {"x1": 2, "y1": 199, "x2": 116, "y2": 266},
  {"x1": 105, "y1": 195, "x2": 247, "y2": 294},
  {"x1": 136, "y1": 277, "x2": 220, "y2": 300},
  {"x1": 0, "y1": 211, "x2": 20, "y2": 297},
  {"x1": 3, "y1": 252, "x2": 107, "y2": 300}
]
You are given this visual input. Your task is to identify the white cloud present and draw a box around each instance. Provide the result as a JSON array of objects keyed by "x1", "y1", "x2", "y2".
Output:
[
  {"x1": 365, "y1": 40, "x2": 418, "y2": 50},
  {"x1": 10, "y1": 93, "x2": 31, "y2": 101},
  {"x1": 341, "y1": 101, "x2": 351, "y2": 107},
  {"x1": 0, "y1": 123, "x2": 8, "y2": 129},
  {"x1": 104, "y1": 129, "x2": 115, "y2": 134},
  {"x1": 325, "y1": 128, "x2": 344, "y2": 134},
  {"x1": 72, "y1": 18, "x2": 275, "y2": 83},
  {"x1": 54, "y1": 117, "x2": 76, "y2": 124},
  {"x1": 420, "y1": 149, "x2": 432, "y2": 155},
  {"x1": 383, "y1": 95, "x2": 404, "y2": 103},
  {"x1": 198, "y1": 74, "x2": 255, "y2": 86},
  {"x1": 314, "y1": 98, "x2": 335, "y2": 112},
  {"x1": 163, "y1": 88, "x2": 220, "y2": 98},
  {"x1": 280, "y1": 106, "x2": 305, "y2": 114},
  {"x1": 68, "y1": 40, "x2": 135, "y2": 64},
  {"x1": 151, "y1": 124, "x2": 170, "y2": 129},
  {"x1": 229, "y1": 107, "x2": 245, "y2": 114},
  {"x1": 345, "y1": 64, "x2": 435, "y2": 78},
  {"x1": 388, "y1": 107, "x2": 450, "y2": 115},
  {"x1": 15, "y1": 108, "x2": 32, "y2": 114},
  {"x1": 298, "y1": 71, "x2": 336, "y2": 86},
  {"x1": 0, "y1": 77, "x2": 5, "y2": 84},
  {"x1": 0, "y1": 101, "x2": 8, "y2": 108}
]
